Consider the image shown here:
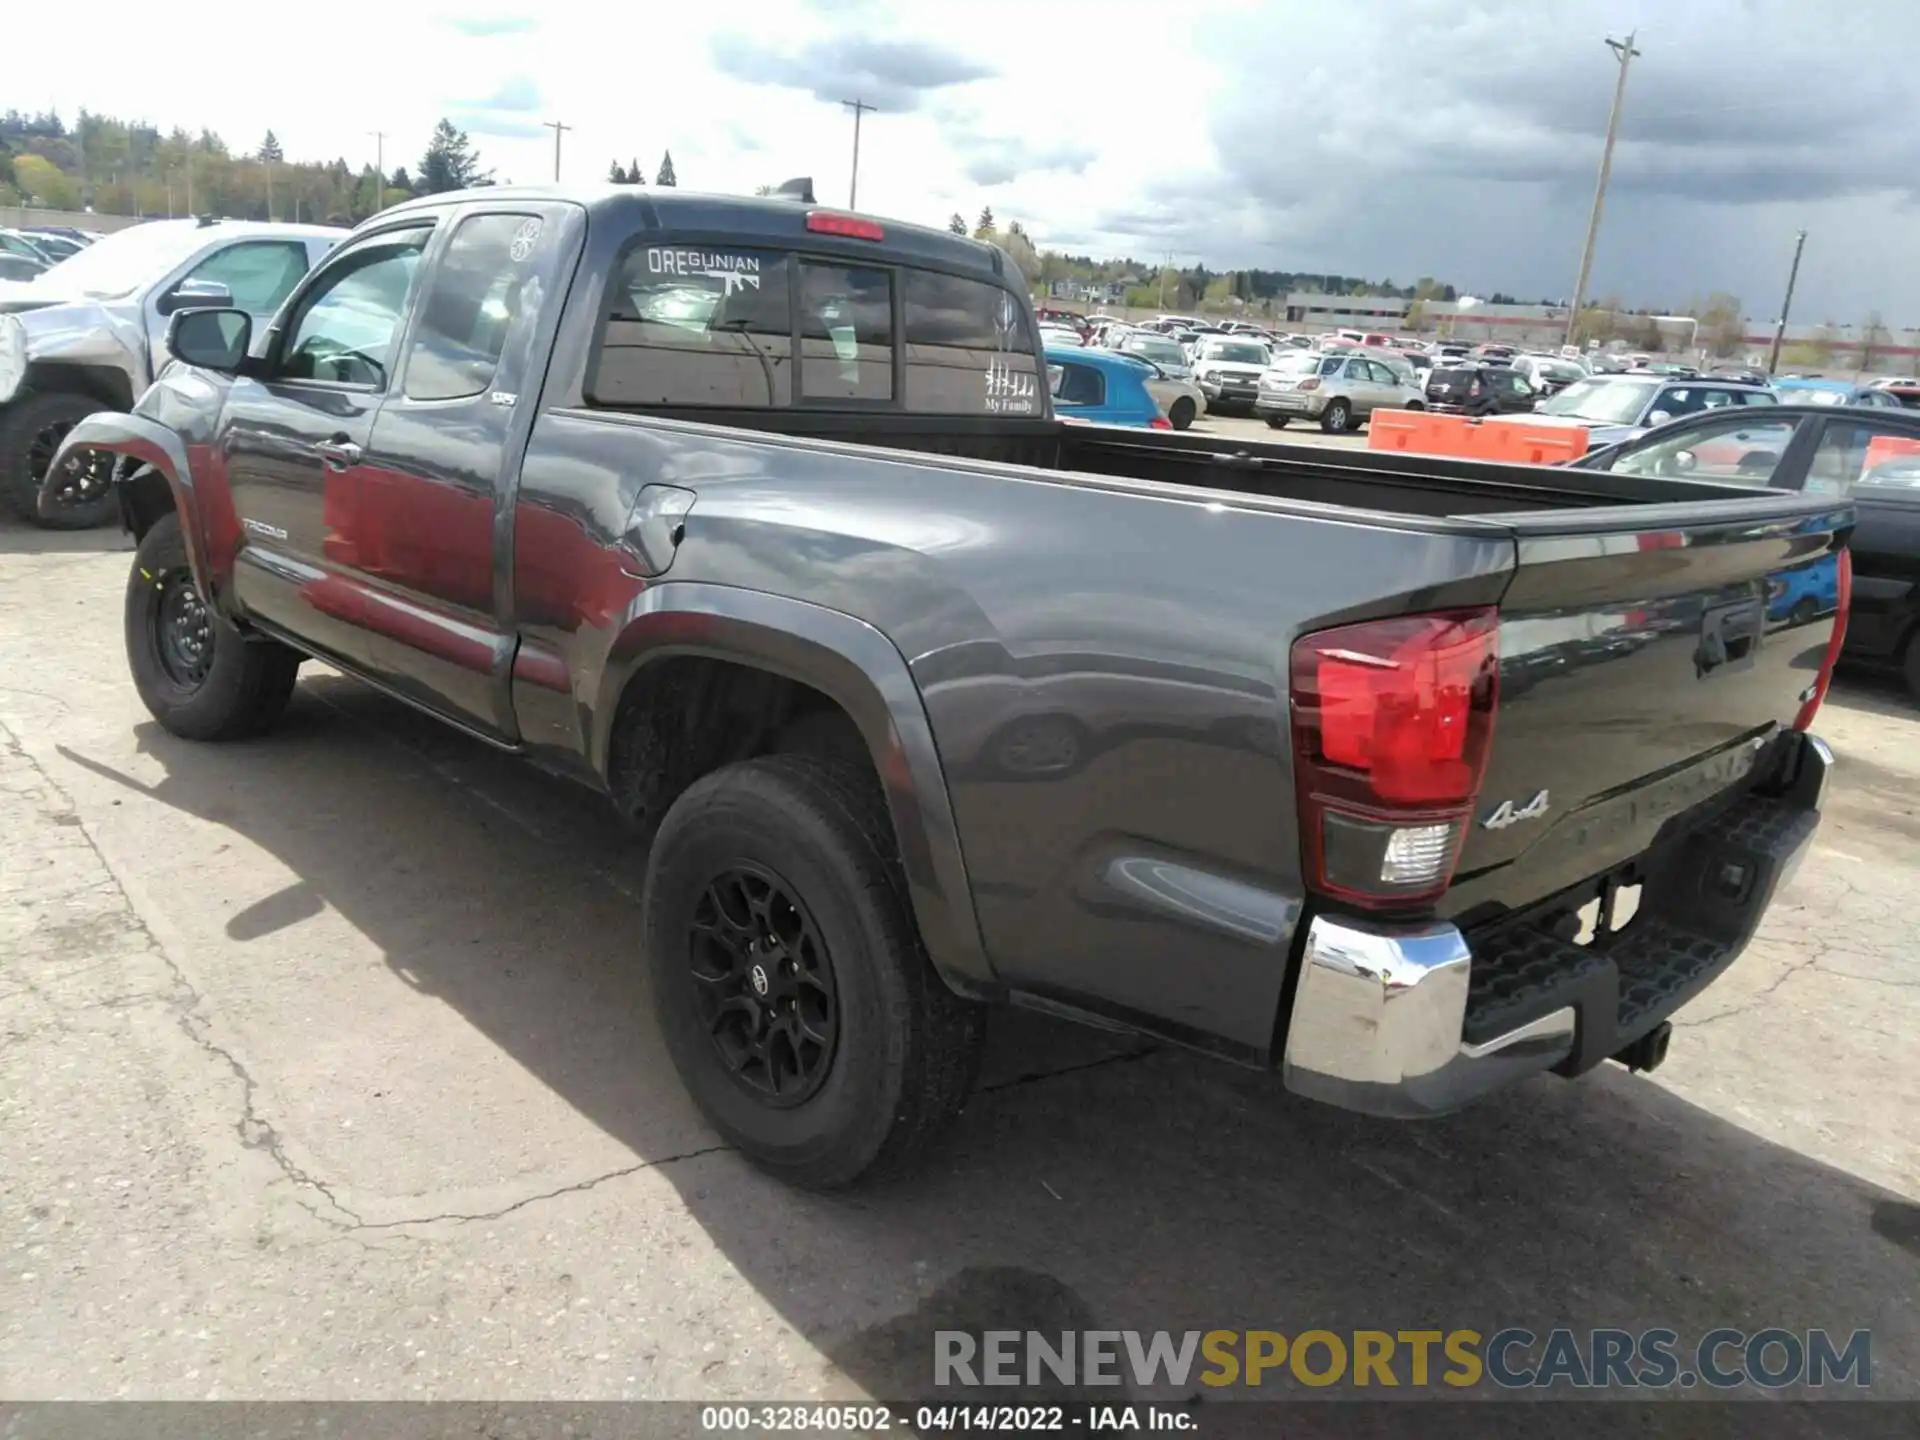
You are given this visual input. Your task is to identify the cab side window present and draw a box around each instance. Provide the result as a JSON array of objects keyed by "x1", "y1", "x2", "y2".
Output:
[
  {"x1": 276, "y1": 227, "x2": 432, "y2": 390},
  {"x1": 180, "y1": 241, "x2": 313, "y2": 315},
  {"x1": 403, "y1": 214, "x2": 542, "y2": 402}
]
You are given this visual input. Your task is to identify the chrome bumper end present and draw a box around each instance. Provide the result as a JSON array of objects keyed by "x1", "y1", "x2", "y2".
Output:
[{"x1": 1281, "y1": 915, "x2": 1576, "y2": 1118}]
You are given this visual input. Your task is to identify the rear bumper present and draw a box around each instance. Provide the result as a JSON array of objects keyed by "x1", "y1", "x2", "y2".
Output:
[
  {"x1": 1281, "y1": 732, "x2": 1831, "y2": 1117},
  {"x1": 1254, "y1": 393, "x2": 1327, "y2": 417}
]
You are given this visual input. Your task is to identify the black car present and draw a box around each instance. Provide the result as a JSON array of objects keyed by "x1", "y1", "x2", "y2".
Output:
[
  {"x1": 1424, "y1": 363, "x2": 1538, "y2": 416},
  {"x1": 1575, "y1": 402, "x2": 1920, "y2": 700}
]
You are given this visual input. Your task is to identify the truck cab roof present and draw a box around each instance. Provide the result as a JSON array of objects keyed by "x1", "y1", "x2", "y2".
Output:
[{"x1": 374, "y1": 185, "x2": 1015, "y2": 285}]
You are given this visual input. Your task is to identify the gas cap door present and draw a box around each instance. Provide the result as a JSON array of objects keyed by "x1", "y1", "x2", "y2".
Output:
[{"x1": 618, "y1": 484, "x2": 697, "y2": 577}]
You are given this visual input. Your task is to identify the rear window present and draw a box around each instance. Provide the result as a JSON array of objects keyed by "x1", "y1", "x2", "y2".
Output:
[
  {"x1": 588, "y1": 245, "x2": 1037, "y2": 415},
  {"x1": 589, "y1": 245, "x2": 794, "y2": 407},
  {"x1": 799, "y1": 261, "x2": 893, "y2": 402},
  {"x1": 903, "y1": 269, "x2": 1040, "y2": 415}
]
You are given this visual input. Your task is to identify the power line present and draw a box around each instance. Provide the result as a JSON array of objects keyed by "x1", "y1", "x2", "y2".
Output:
[
  {"x1": 542, "y1": 119, "x2": 572, "y2": 183},
  {"x1": 840, "y1": 98, "x2": 876, "y2": 209},
  {"x1": 1565, "y1": 30, "x2": 1641, "y2": 348}
]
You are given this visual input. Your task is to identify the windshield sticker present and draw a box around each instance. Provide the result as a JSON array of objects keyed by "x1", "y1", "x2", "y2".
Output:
[
  {"x1": 985, "y1": 356, "x2": 1037, "y2": 415},
  {"x1": 509, "y1": 218, "x2": 543, "y2": 262},
  {"x1": 646, "y1": 248, "x2": 763, "y2": 297}
]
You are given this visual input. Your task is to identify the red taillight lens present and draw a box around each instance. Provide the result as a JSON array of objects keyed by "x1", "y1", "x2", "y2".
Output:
[
  {"x1": 1149, "y1": 415, "x2": 1173, "y2": 429},
  {"x1": 1793, "y1": 549, "x2": 1851, "y2": 732},
  {"x1": 1298, "y1": 378, "x2": 1320, "y2": 391},
  {"x1": 806, "y1": 211, "x2": 885, "y2": 240},
  {"x1": 1291, "y1": 610, "x2": 1499, "y2": 908}
]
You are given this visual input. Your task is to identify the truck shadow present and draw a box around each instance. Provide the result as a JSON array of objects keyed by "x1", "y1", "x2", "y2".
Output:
[{"x1": 54, "y1": 672, "x2": 1919, "y2": 1412}]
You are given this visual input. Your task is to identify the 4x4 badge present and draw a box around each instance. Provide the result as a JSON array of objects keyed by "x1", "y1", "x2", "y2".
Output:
[{"x1": 1483, "y1": 791, "x2": 1550, "y2": 830}]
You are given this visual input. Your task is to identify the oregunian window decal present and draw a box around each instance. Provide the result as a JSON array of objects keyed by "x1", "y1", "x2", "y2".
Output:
[{"x1": 645, "y1": 248, "x2": 763, "y2": 296}]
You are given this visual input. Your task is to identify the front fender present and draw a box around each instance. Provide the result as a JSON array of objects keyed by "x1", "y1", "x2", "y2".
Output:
[
  {"x1": 44, "y1": 411, "x2": 209, "y2": 590},
  {"x1": 593, "y1": 581, "x2": 995, "y2": 995}
]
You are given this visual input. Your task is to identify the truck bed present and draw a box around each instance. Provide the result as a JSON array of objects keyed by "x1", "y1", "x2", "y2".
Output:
[{"x1": 637, "y1": 405, "x2": 1816, "y2": 520}]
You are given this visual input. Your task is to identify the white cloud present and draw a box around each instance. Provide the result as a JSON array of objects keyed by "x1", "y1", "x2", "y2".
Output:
[{"x1": 12, "y1": 0, "x2": 1918, "y2": 318}]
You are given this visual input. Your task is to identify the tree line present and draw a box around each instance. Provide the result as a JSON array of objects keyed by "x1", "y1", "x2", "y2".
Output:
[{"x1": 1, "y1": 107, "x2": 508, "y2": 224}]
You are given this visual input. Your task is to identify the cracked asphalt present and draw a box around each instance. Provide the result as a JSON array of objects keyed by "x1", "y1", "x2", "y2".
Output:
[{"x1": 1, "y1": 520, "x2": 1916, "y2": 1405}]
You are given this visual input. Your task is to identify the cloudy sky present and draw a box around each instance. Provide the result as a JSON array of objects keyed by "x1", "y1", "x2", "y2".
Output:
[{"x1": 17, "y1": 0, "x2": 1919, "y2": 320}]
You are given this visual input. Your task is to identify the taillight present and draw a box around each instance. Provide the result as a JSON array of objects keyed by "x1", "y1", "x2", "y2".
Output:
[
  {"x1": 1290, "y1": 609, "x2": 1499, "y2": 909},
  {"x1": 1298, "y1": 378, "x2": 1321, "y2": 391},
  {"x1": 1793, "y1": 549, "x2": 1851, "y2": 732},
  {"x1": 1149, "y1": 416, "x2": 1173, "y2": 430},
  {"x1": 806, "y1": 211, "x2": 885, "y2": 240}
]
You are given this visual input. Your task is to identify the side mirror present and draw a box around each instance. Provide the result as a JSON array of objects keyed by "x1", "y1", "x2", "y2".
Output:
[
  {"x1": 158, "y1": 278, "x2": 234, "y2": 315},
  {"x1": 1646, "y1": 409, "x2": 1674, "y2": 427},
  {"x1": 167, "y1": 307, "x2": 252, "y2": 372}
]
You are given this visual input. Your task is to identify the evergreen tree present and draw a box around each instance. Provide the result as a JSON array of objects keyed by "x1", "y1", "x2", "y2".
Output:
[
  {"x1": 630, "y1": 157, "x2": 643, "y2": 185},
  {"x1": 388, "y1": 166, "x2": 413, "y2": 194},
  {"x1": 259, "y1": 130, "x2": 283, "y2": 163},
  {"x1": 656, "y1": 150, "x2": 677, "y2": 186},
  {"x1": 418, "y1": 119, "x2": 491, "y2": 193},
  {"x1": 608, "y1": 160, "x2": 628, "y2": 183},
  {"x1": 973, "y1": 206, "x2": 995, "y2": 239},
  {"x1": 948, "y1": 213, "x2": 967, "y2": 235}
]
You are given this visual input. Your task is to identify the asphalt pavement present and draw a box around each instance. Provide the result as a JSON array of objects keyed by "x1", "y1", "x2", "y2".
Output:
[{"x1": 1, "y1": 517, "x2": 1915, "y2": 1408}]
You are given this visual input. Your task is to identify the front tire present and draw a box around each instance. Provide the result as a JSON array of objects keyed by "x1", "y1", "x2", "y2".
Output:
[
  {"x1": 1168, "y1": 397, "x2": 1196, "y2": 431},
  {"x1": 1264, "y1": 416, "x2": 1290, "y2": 429},
  {"x1": 0, "y1": 390, "x2": 119, "y2": 529},
  {"x1": 1320, "y1": 399, "x2": 1354, "y2": 434},
  {"x1": 643, "y1": 754, "x2": 986, "y2": 1189},
  {"x1": 125, "y1": 512, "x2": 302, "y2": 740}
]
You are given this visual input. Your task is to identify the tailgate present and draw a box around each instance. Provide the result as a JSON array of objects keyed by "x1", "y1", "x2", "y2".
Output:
[{"x1": 1441, "y1": 493, "x2": 1851, "y2": 922}]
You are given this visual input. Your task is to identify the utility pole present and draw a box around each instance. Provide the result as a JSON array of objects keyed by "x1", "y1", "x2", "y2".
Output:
[
  {"x1": 841, "y1": 98, "x2": 876, "y2": 208},
  {"x1": 369, "y1": 130, "x2": 387, "y2": 192},
  {"x1": 1564, "y1": 30, "x2": 1641, "y2": 347},
  {"x1": 1766, "y1": 229, "x2": 1809, "y2": 376},
  {"x1": 542, "y1": 120, "x2": 572, "y2": 182}
]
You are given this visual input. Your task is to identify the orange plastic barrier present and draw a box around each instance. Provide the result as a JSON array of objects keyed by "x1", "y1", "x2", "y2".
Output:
[
  {"x1": 1863, "y1": 434, "x2": 1920, "y2": 474},
  {"x1": 1367, "y1": 411, "x2": 1589, "y2": 464}
]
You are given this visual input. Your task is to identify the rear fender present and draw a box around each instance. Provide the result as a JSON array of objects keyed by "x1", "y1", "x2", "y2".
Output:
[{"x1": 593, "y1": 582, "x2": 995, "y2": 995}]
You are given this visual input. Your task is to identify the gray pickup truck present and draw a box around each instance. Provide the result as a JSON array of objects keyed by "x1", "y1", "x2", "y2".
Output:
[{"x1": 52, "y1": 186, "x2": 1848, "y2": 1188}]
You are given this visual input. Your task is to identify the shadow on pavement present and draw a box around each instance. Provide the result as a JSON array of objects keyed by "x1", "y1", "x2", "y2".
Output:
[{"x1": 53, "y1": 671, "x2": 1920, "y2": 1417}]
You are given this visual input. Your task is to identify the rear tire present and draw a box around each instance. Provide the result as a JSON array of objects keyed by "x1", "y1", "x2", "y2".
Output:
[
  {"x1": 1320, "y1": 400, "x2": 1354, "y2": 434},
  {"x1": 1264, "y1": 416, "x2": 1290, "y2": 430},
  {"x1": 0, "y1": 390, "x2": 119, "y2": 529},
  {"x1": 643, "y1": 754, "x2": 986, "y2": 1189},
  {"x1": 125, "y1": 512, "x2": 302, "y2": 740},
  {"x1": 1168, "y1": 397, "x2": 1196, "y2": 431}
]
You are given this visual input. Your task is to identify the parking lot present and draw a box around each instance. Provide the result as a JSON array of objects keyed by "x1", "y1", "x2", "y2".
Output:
[{"x1": 2, "y1": 518, "x2": 1916, "y2": 1404}]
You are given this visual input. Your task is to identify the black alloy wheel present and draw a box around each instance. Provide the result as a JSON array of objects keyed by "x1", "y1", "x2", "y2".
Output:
[
  {"x1": 688, "y1": 863, "x2": 839, "y2": 1106},
  {"x1": 34, "y1": 427, "x2": 116, "y2": 522}
]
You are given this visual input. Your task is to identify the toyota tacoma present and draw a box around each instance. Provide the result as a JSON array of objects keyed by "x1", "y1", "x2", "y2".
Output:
[{"x1": 50, "y1": 185, "x2": 1849, "y2": 1188}]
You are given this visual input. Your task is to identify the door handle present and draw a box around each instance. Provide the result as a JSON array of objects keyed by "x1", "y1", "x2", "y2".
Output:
[{"x1": 316, "y1": 438, "x2": 362, "y2": 471}]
